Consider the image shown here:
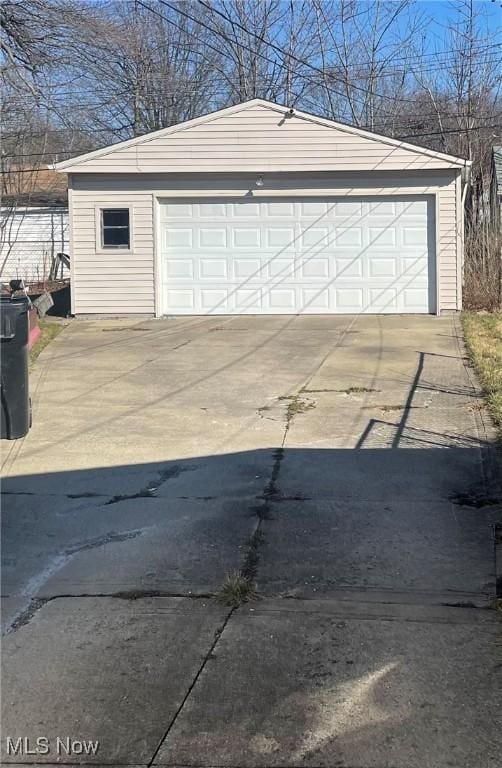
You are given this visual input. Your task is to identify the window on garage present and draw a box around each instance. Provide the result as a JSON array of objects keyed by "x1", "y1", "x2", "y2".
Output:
[{"x1": 101, "y1": 208, "x2": 130, "y2": 248}]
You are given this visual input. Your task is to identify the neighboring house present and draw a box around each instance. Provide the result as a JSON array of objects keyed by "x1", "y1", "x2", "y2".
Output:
[
  {"x1": 1, "y1": 169, "x2": 69, "y2": 284},
  {"x1": 490, "y1": 146, "x2": 502, "y2": 233},
  {"x1": 53, "y1": 99, "x2": 471, "y2": 317}
]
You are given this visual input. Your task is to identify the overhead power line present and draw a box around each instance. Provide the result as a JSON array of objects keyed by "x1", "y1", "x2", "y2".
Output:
[
  {"x1": 136, "y1": 0, "x2": 331, "y2": 102},
  {"x1": 139, "y1": 0, "x2": 385, "y2": 108},
  {"x1": 192, "y1": 0, "x2": 418, "y2": 105},
  {"x1": 4, "y1": 123, "x2": 501, "y2": 173},
  {"x1": 317, "y1": 41, "x2": 502, "y2": 70},
  {"x1": 1, "y1": 148, "x2": 96, "y2": 159},
  {"x1": 398, "y1": 124, "x2": 502, "y2": 138}
]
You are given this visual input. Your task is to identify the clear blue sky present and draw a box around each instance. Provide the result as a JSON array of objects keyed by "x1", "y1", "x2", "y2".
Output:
[{"x1": 414, "y1": 0, "x2": 501, "y2": 45}]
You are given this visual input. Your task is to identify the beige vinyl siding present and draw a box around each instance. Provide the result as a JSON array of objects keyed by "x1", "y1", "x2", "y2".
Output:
[
  {"x1": 69, "y1": 106, "x2": 464, "y2": 174},
  {"x1": 70, "y1": 170, "x2": 460, "y2": 315},
  {"x1": 436, "y1": 176, "x2": 459, "y2": 311},
  {"x1": 71, "y1": 186, "x2": 154, "y2": 314}
]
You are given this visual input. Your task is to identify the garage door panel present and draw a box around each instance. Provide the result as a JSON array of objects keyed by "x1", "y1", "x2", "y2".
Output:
[
  {"x1": 300, "y1": 201, "x2": 329, "y2": 217},
  {"x1": 334, "y1": 257, "x2": 363, "y2": 279},
  {"x1": 232, "y1": 227, "x2": 261, "y2": 247},
  {"x1": 266, "y1": 227, "x2": 295, "y2": 247},
  {"x1": 165, "y1": 228, "x2": 193, "y2": 248},
  {"x1": 301, "y1": 287, "x2": 330, "y2": 310},
  {"x1": 368, "y1": 199, "x2": 398, "y2": 217},
  {"x1": 368, "y1": 258, "x2": 397, "y2": 278},
  {"x1": 404, "y1": 263, "x2": 428, "y2": 282},
  {"x1": 166, "y1": 289, "x2": 195, "y2": 310},
  {"x1": 232, "y1": 202, "x2": 261, "y2": 217},
  {"x1": 369, "y1": 227, "x2": 396, "y2": 246},
  {"x1": 162, "y1": 203, "x2": 192, "y2": 218},
  {"x1": 268, "y1": 288, "x2": 296, "y2": 310},
  {"x1": 336, "y1": 201, "x2": 363, "y2": 217},
  {"x1": 403, "y1": 227, "x2": 428, "y2": 246},
  {"x1": 265, "y1": 201, "x2": 295, "y2": 217},
  {"x1": 160, "y1": 196, "x2": 433, "y2": 315},
  {"x1": 199, "y1": 228, "x2": 227, "y2": 248},
  {"x1": 198, "y1": 202, "x2": 226, "y2": 217},
  {"x1": 335, "y1": 288, "x2": 364, "y2": 310},
  {"x1": 301, "y1": 257, "x2": 330, "y2": 279},
  {"x1": 200, "y1": 289, "x2": 227, "y2": 311},
  {"x1": 165, "y1": 259, "x2": 193, "y2": 279},
  {"x1": 335, "y1": 227, "x2": 363, "y2": 247},
  {"x1": 199, "y1": 259, "x2": 228, "y2": 279},
  {"x1": 266, "y1": 256, "x2": 296, "y2": 279},
  {"x1": 403, "y1": 288, "x2": 429, "y2": 310},
  {"x1": 235, "y1": 288, "x2": 262, "y2": 310},
  {"x1": 369, "y1": 287, "x2": 398, "y2": 309},
  {"x1": 234, "y1": 258, "x2": 262, "y2": 279}
]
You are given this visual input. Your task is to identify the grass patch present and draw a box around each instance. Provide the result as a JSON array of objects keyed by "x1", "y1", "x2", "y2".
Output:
[
  {"x1": 29, "y1": 319, "x2": 65, "y2": 369},
  {"x1": 279, "y1": 394, "x2": 316, "y2": 422},
  {"x1": 286, "y1": 396, "x2": 315, "y2": 418},
  {"x1": 462, "y1": 312, "x2": 502, "y2": 433},
  {"x1": 216, "y1": 572, "x2": 257, "y2": 608}
]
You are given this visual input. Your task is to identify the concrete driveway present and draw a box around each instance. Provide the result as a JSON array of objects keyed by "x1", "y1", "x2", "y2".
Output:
[{"x1": 2, "y1": 314, "x2": 501, "y2": 767}]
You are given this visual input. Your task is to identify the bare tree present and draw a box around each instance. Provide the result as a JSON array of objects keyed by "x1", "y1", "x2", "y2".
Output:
[{"x1": 2, "y1": 0, "x2": 501, "y2": 301}]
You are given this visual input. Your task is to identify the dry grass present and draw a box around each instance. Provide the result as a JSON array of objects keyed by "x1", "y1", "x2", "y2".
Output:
[
  {"x1": 462, "y1": 313, "x2": 502, "y2": 432},
  {"x1": 216, "y1": 572, "x2": 257, "y2": 608},
  {"x1": 463, "y1": 224, "x2": 501, "y2": 311},
  {"x1": 29, "y1": 319, "x2": 64, "y2": 368}
]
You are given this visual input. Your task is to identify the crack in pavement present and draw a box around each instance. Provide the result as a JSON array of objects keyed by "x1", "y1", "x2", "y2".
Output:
[
  {"x1": 146, "y1": 607, "x2": 235, "y2": 768},
  {"x1": 238, "y1": 316, "x2": 361, "y2": 590},
  {"x1": 240, "y1": 447, "x2": 284, "y2": 584},
  {"x1": 3, "y1": 590, "x2": 217, "y2": 636},
  {"x1": 7, "y1": 598, "x2": 49, "y2": 633},
  {"x1": 4, "y1": 529, "x2": 146, "y2": 634},
  {"x1": 105, "y1": 464, "x2": 197, "y2": 505},
  {"x1": 66, "y1": 529, "x2": 143, "y2": 555}
]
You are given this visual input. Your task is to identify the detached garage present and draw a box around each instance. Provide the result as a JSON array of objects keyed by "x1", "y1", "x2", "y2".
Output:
[{"x1": 53, "y1": 99, "x2": 470, "y2": 316}]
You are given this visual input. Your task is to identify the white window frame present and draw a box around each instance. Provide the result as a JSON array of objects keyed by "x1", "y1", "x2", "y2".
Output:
[{"x1": 95, "y1": 205, "x2": 133, "y2": 253}]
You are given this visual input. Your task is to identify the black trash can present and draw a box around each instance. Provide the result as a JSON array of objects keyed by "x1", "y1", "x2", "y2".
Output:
[{"x1": 1, "y1": 295, "x2": 31, "y2": 439}]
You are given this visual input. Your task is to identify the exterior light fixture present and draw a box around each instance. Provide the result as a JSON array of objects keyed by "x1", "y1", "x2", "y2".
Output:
[{"x1": 255, "y1": 174, "x2": 264, "y2": 187}]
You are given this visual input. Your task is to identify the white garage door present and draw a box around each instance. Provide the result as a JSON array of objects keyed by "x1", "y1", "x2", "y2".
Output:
[{"x1": 159, "y1": 196, "x2": 434, "y2": 315}]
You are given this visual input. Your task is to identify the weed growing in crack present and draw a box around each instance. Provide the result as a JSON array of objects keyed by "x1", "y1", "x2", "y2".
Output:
[
  {"x1": 287, "y1": 397, "x2": 315, "y2": 417},
  {"x1": 340, "y1": 386, "x2": 379, "y2": 394},
  {"x1": 241, "y1": 529, "x2": 265, "y2": 581},
  {"x1": 216, "y1": 572, "x2": 257, "y2": 607},
  {"x1": 378, "y1": 404, "x2": 405, "y2": 412},
  {"x1": 279, "y1": 394, "x2": 316, "y2": 424},
  {"x1": 250, "y1": 503, "x2": 273, "y2": 520},
  {"x1": 216, "y1": 436, "x2": 286, "y2": 609}
]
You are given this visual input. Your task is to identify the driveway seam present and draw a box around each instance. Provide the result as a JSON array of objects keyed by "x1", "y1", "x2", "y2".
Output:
[
  {"x1": 146, "y1": 607, "x2": 235, "y2": 768},
  {"x1": 236, "y1": 316, "x2": 361, "y2": 592}
]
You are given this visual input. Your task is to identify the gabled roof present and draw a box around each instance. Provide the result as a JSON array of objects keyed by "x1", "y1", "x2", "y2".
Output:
[{"x1": 52, "y1": 98, "x2": 471, "y2": 173}]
